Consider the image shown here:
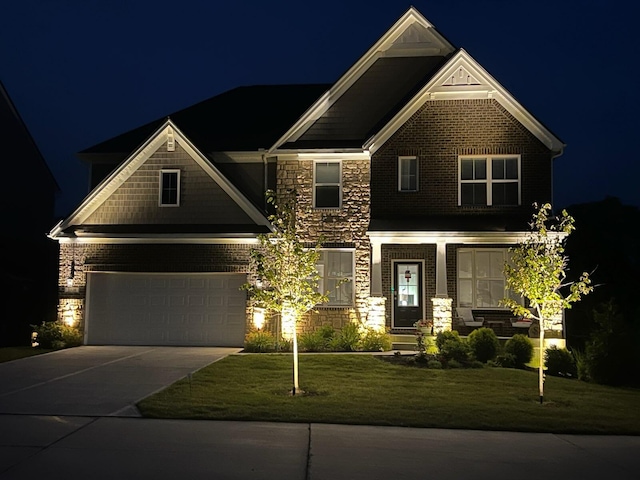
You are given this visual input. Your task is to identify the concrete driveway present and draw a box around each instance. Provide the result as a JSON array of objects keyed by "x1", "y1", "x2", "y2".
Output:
[{"x1": 0, "y1": 346, "x2": 238, "y2": 416}]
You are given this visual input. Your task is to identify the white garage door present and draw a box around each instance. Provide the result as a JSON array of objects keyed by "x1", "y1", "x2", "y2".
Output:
[{"x1": 85, "y1": 272, "x2": 247, "y2": 346}]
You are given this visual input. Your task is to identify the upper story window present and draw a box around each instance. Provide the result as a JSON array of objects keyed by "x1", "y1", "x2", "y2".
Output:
[
  {"x1": 316, "y1": 249, "x2": 354, "y2": 307},
  {"x1": 314, "y1": 161, "x2": 341, "y2": 209},
  {"x1": 459, "y1": 156, "x2": 520, "y2": 206},
  {"x1": 159, "y1": 169, "x2": 180, "y2": 206},
  {"x1": 398, "y1": 156, "x2": 418, "y2": 192}
]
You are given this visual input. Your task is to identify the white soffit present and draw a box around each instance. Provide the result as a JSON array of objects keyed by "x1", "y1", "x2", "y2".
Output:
[
  {"x1": 366, "y1": 49, "x2": 565, "y2": 154},
  {"x1": 269, "y1": 7, "x2": 455, "y2": 152},
  {"x1": 50, "y1": 120, "x2": 272, "y2": 238}
]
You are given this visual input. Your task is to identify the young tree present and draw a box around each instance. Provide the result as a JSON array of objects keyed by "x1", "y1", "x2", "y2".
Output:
[
  {"x1": 242, "y1": 190, "x2": 327, "y2": 395},
  {"x1": 502, "y1": 203, "x2": 593, "y2": 404}
]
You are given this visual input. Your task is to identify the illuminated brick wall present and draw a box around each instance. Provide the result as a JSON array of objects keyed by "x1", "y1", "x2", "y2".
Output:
[{"x1": 371, "y1": 99, "x2": 553, "y2": 219}]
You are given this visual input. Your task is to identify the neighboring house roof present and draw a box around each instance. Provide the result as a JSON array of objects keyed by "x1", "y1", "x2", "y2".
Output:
[
  {"x1": 79, "y1": 84, "x2": 330, "y2": 161},
  {"x1": 0, "y1": 81, "x2": 59, "y2": 239},
  {"x1": 50, "y1": 120, "x2": 273, "y2": 240}
]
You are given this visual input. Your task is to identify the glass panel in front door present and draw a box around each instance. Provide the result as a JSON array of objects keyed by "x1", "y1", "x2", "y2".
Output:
[{"x1": 394, "y1": 263, "x2": 422, "y2": 328}]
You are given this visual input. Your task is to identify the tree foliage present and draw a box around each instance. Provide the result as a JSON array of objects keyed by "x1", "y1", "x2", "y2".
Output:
[
  {"x1": 502, "y1": 203, "x2": 592, "y2": 327},
  {"x1": 242, "y1": 190, "x2": 327, "y2": 319},
  {"x1": 502, "y1": 203, "x2": 593, "y2": 402}
]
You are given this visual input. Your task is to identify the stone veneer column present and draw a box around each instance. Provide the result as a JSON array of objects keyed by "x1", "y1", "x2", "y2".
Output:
[
  {"x1": 431, "y1": 297, "x2": 452, "y2": 333},
  {"x1": 366, "y1": 296, "x2": 387, "y2": 332}
]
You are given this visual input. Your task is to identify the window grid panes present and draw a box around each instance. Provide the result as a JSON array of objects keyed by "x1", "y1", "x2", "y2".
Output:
[
  {"x1": 316, "y1": 249, "x2": 354, "y2": 306},
  {"x1": 459, "y1": 156, "x2": 520, "y2": 206},
  {"x1": 458, "y1": 249, "x2": 510, "y2": 308},
  {"x1": 398, "y1": 156, "x2": 418, "y2": 192},
  {"x1": 160, "y1": 170, "x2": 180, "y2": 206},
  {"x1": 314, "y1": 162, "x2": 341, "y2": 208}
]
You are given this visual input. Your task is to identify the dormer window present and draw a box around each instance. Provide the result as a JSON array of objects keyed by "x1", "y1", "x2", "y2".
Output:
[
  {"x1": 313, "y1": 161, "x2": 341, "y2": 209},
  {"x1": 159, "y1": 169, "x2": 180, "y2": 206}
]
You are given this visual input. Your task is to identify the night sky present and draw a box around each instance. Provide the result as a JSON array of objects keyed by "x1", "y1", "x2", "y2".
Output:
[{"x1": 2, "y1": 0, "x2": 638, "y2": 218}]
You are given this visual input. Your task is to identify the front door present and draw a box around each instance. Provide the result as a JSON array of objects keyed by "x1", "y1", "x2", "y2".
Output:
[{"x1": 393, "y1": 262, "x2": 423, "y2": 328}]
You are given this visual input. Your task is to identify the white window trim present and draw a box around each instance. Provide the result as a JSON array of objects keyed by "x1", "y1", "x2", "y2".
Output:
[
  {"x1": 313, "y1": 160, "x2": 342, "y2": 209},
  {"x1": 457, "y1": 248, "x2": 520, "y2": 310},
  {"x1": 316, "y1": 248, "x2": 355, "y2": 307},
  {"x1": 159, "y1": 169, "x2": 181, "y2": 207},
  {"x1": 398, "y1": 156, "x2": 418, "y2": 192},
  {"x1": 458, "y1": 155, "x2": 521, "y2": 206}
]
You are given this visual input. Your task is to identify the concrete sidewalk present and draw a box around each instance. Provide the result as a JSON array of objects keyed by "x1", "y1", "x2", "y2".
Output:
[{"x1": 1, "y1": 416, "x2": 638, "y2": 480}]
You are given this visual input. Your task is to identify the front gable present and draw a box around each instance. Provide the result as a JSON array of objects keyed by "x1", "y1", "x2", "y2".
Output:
[
  {"x1": 366, "y1": 49, "x2": 565, "y2": 154},
  {"x1": 50, "y1": 120, "x2": 272, "y2": 239}
]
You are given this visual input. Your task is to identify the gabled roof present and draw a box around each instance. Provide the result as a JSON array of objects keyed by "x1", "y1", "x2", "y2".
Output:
[
  {"x1": 79, "y1": 84, "x2": 330, "y2": 161},
  {"x1": 365, "y1": 48, "x2": 565, "y2": 154},
  {"x1": 270, "y1": 6, "x2": 455, "y2": 152},
  {"x1": 50, "y1": 119, "x2": 273, "y2": 239},
  {"x1": 272, "y1": 6, "x2": 563, "y2": 155}
]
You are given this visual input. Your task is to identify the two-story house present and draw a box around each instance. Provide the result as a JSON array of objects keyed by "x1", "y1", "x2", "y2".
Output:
[{"x1": 49, "y1": 7, "x2": 564, "y2": 347}]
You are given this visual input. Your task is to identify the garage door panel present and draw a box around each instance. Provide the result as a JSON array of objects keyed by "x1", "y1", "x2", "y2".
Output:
[{"x1": 86, "y1": 273, "x2": 246, "y2": 346}]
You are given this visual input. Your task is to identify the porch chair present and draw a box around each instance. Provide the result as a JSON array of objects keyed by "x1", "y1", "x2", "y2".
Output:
[{"x1": 455, "y1": 308, "x2": 485, "y2": 327}]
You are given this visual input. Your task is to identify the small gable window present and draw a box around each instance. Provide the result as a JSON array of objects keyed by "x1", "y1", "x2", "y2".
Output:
[
  {"x1": 459, "y1": 156, "x2": 520, "y2": 206},
  {"x1": 314, "y1": 161, "x2": 341, "y2": 209},
  {"x1": 159, "y1": 169, "x2": 180, "y2": 206},
  {"x1": 398, "y1": 156, "x2": 418, "y2": 192}
]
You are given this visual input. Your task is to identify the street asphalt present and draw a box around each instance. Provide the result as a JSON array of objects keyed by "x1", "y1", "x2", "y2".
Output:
[{"x1": 0, "y1": 347, "x2": 638, "y2": 480}]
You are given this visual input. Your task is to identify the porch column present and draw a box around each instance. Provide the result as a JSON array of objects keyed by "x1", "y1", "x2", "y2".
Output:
[
  {"x1": 435, "y1": 241, "x2": 448, "y2": 297},
  {"x1": 370, "y1": 239, "x2": 383, "y2": 296}
]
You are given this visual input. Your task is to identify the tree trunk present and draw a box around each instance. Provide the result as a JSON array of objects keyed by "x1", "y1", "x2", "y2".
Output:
[
  {"x1": 292, "y1": 326, "x2": 300, "y2": 395},
  {"x1": 539, "y1": 319, "x2": 545, "y2": 404}
]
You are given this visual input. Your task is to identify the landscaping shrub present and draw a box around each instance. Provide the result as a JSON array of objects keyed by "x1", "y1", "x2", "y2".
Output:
[
  {"x1": 435, "y1": 330, "x2": 470, "y2": 363},
  {"x1": 467, "y1": 327, "x2": 500, "y2": 363},
  {"x1": 299, "y1": 326, "x2": 335, "y2": 352},
  {"x1": 503, "y1": 334, "x2": 533, "y2": 368},
  {"x1": 545, "y1": 346, "x2": 577, "y2": 378},
  {"x1": 330, "y1": 323, "x2": 361, "y2": 352},
  {"x1": 358, "y1": 328, "x2": 392, "y2": 352},
  {"x1": 244, "y1": 330, "x2": 276, "y2": 352},
  {"x1": 495, "y1": 352, "x2": 517, "y2": 368},
  {"x1": 31, "y1": 322, "x2": 82, "y2": 349},
  {"x1": 572, "y1": 349, "x2": 589, "y2": 381},
  {"x1": 582, "y1": 302, "x2": 640, "y2": 386},
  {"x1": 426, "y1": 359, "x2": 443, "y2": 369}
]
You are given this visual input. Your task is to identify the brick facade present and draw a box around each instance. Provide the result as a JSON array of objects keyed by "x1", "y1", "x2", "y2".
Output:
[
  {"x1": 371, "y1": 99, "x2": 552, "y2": 218},
  {"x1": 57, "y1": 242, "x2": 255, "y2": 331}
]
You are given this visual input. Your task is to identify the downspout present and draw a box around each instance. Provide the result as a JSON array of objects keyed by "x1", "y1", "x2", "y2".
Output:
[
  {"x1": 261, "y1": 150, "x2": 267, "y2": 211},
  {"x1": 550, "y1": 145, "x2": 565, "y2": 212}
]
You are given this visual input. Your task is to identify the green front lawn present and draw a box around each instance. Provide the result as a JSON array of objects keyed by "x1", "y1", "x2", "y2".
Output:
[
  {"x1": 137, "y1": 354, "x2": 640, "y2": 435},
  {"x1": 0, "y1": 347, "x2": 52, "y2": 363}
]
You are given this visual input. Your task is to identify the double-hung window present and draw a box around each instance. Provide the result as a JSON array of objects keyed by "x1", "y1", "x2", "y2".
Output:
[
  {"x1": 316, "y1": 249, "x2": 354, "y2": 306},
  {"x1": 159, "y1": 169, "x2": 180, "y2": 206},
  {"x1": 458, "y1": 248, "x2": 520, "y2": 308},
  {"x1": 459, "y1": 156, "x2": 520, "y2": 206},
  {"x1": 314, "y1": 161, "x2": 341, "y2": 209},
  {"x1": 398, "y1": 156, "x2": 418, "y2": 192}
]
